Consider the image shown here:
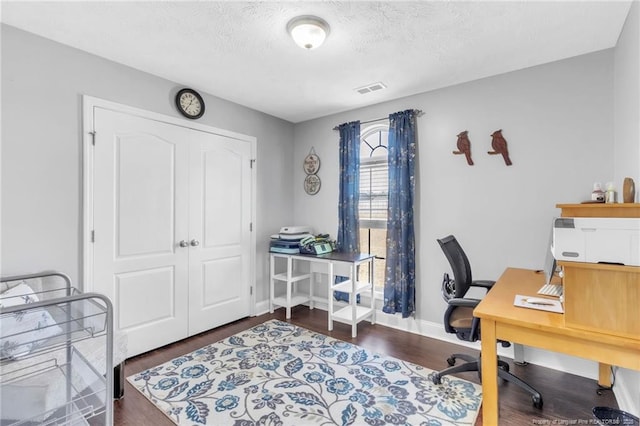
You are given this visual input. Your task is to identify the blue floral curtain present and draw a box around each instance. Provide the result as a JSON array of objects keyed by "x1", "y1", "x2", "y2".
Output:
[
  {"x1": 382, "y1": 109, "x2": 417, "y2": 318},
  {"x1": 335, "y1": 121, "x2": 361, "y2": 302},
  {"x1": 336, "y1": 120, "x2": 361, "y2": 251}
]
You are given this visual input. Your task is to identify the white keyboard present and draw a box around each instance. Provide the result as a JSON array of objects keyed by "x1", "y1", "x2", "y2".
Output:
[{"x1": 537, "y1": 284, "x2": 563, "y2": 298}]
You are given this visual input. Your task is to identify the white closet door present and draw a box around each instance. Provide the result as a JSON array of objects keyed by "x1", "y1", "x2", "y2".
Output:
[
  {"x1": 93, "y1": 108, "x2": 190, "y2": 357},
  {"x1": 187, "y1": 132, "x2": 252, "y2": 335}
]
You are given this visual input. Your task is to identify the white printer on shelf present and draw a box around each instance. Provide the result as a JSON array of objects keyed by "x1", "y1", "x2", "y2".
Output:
[{"x1": 552, "y1": 217, "x2": 640, "y2": 266}]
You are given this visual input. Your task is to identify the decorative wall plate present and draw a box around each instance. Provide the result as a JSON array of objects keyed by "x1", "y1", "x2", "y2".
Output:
[
  {"x1": 304, "y1": 174, "x2": 321, "y2": 195},
  {"x1": 303, "y1": 153, "x2": 321, "y2": 175}
]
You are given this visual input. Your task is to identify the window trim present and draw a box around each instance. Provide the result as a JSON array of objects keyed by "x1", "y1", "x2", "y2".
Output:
[{"x1": 358, "y1": 124, "x2": 389, "y2": 298}]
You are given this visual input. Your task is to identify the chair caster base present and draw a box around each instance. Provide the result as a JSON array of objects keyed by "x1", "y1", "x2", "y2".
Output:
[
  {"x1": 432, "y1": 373, "x2": 443, "y2": 385},
  {"x1": 498, "y1": 360, "x2": 510, "y2": 373},
  {"x1": 446, "y1": 357, "x2": 456, "y2": 366},
  {"x1": 533, "y1": 395, "x2": 543, "y2": 409}
]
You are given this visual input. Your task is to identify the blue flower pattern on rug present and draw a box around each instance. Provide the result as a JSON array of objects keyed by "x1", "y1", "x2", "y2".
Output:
[{"x1": 128, "y1": 320, "x2": 482, "y2": 425}]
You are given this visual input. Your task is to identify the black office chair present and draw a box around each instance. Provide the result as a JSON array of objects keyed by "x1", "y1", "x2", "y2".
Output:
[{"x1": 433, "y1": 235, "x2": 543, "y2": 409}]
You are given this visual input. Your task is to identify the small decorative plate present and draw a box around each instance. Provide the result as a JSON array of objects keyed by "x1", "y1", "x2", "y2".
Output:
[
  {"x1": 304, "y1": 174, "x2": 321, "y2": 195},
  {"x1": 303, "y1": 153, "x2": 321, "y2": 175}
]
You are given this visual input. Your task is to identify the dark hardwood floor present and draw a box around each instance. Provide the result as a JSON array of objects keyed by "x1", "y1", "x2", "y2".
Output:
[{"x1": 115, "y1": 307, "x2": 617, "y2": 425}]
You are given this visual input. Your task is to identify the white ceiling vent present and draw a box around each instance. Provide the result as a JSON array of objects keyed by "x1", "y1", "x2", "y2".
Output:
[{"x1": 355, "y1": 82, "x2": 387, "y2": 95}]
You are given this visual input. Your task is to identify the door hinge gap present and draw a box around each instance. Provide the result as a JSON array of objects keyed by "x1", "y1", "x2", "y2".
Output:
[
  {"x1": 250, "y1": 222, "x2": 253, "y2": 231},
  {"x1": 91, "y1": 230, "x2": 95, "y2": 243},
  {"x1": 250, "y1": 159, "x2": 256, "y2": 168},
  {"x1": 89, "y1": 131, "x2": 96, "y2": 146}
]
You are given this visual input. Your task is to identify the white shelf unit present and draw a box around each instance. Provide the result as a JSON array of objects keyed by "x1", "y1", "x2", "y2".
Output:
[
  {"x1": 332, "y1": 305, "x2": 374, "y2": 324},
  {"x1": 0, "y1": 272, "x2": 114, "y2": 426},
  {"x1": 269, "y1": 253, "x2": 314, "y2": 319},
  {"x1": 331, "y1": 280, "x2": 372, "y2": 294},
  {"x1": 269, "y1": 252, "x2": 375, "y2": 337},
  {"x1": 326, "y1": 254, "x2": 375, "y2": 338}
]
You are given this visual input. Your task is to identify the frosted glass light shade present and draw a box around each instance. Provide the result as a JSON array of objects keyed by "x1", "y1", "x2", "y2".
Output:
[{"x1": 287, "y1": 16, "x2": 330, "y2": 50}]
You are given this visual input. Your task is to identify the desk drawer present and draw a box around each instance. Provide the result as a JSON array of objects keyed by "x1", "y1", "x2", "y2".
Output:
[{"x1": 561, "y1": 262, "x2": 640, "y2": 340}]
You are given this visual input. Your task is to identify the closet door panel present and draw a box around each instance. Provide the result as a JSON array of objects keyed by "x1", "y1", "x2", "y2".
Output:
[
  {"x1": 116, "y1": 267, "x2": 176, "y2": 328},
  {"x1": 93, "y1": 108, "x2": 190, "y2": 357},
  {"x1": 188, "y1": 133, "x2": 252, "y2": 336},
  {"x1": 202, "y1": 149, "x2": 243, "y2": 246},
  {"x1": 116, "y1": 135, "x2": 175, "y2": 257},
  {"x1": 201, "y1": 256, "x2": 242, "y2": 307}
]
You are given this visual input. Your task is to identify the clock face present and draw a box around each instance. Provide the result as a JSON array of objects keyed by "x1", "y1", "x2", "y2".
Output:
[{"x1": 176, "y1": 88, "x2": 205, "y2": 119}]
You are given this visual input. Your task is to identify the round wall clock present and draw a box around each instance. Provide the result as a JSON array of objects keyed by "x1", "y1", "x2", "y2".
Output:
[
  {"x1": 304, "y1": 174, "x2": 321, "y2": 195},
  {"x1": 175, "y1": 88, "x2": 205, "y2": 119}
]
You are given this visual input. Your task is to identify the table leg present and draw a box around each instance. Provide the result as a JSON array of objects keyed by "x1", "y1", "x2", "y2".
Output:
[
  {"x1": 370, "y1": 259, "x2": 375, "y2": 325},
  {"x1": 598, "y1": 363, "x2": 612, "y2": 388},
  {"x1": 481, "y1": 318, "x2": 499, "y2": 425},
  {"x1": 309, "y1": 270, "x2": 314, "y2": 310},
  {"x1": 351, "y1": 262, "x2": 357, "y2": 338},
  {"x1": 286, "y1": 256, "x2": 292, "y2": 319},
  {"x1": 269, "y1": 254, "x2": 274, "y2": 314},
  {"x1": 328, "y1": 262, "x2": 334, "y2": 331}
]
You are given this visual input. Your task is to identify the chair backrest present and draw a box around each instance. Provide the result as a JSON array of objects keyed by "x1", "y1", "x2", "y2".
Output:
[{"x1": 437, "y1": 235, "x2": 473, "y2": 299}]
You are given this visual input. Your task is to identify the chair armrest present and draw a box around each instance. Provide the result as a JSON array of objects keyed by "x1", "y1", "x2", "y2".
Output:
[
  {"x1": 471, "y1": 280, "x2": 495, "y2": 292},
  {"x1": 448, "y1": 298, "x2": 481, "y2": 308}
]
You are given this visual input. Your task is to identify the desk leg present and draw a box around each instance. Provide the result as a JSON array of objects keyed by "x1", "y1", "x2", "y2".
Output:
[
  {"x1": 309, "y1": 271, "x2": 314, "y2": 311},
  {"x1": 351, "y1": 262, "x2": 357, "y2": 338},
  {"x1": 286, "y1": 256, "x2": 292, "y2": 319},
  {"x1": 269, "y1": 254, "x2": 274, "y2": 314},
  {"x1": 370, "y1": 259, "x2": 375, "y2": 325},
  {"x1": 598, "y1": 363, "x2": 612, "y2": 388},
  {"x1": 328, "y1": 262, "x2": 334, "y2": 332},
  {"x1": 481, "y1": 318, "x2": 499, "y2": 425}
]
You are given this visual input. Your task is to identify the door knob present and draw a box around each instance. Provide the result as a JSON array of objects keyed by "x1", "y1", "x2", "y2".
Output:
[
  {"x1": 190, "y1": 239, "x2": 200, "y2": 247},
  {"x1": 178, "y1": 240, "x2": 189, "y2": 248}
]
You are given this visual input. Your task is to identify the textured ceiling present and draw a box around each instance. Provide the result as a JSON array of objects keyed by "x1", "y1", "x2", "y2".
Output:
[{"x1": 0, "y1": 1, "x2": 633, "y2": 123}]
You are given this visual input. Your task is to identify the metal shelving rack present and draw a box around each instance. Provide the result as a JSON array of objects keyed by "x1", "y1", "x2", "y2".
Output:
[{"x1": 0, "y1": 272, "x2": 113, "y2": 425}]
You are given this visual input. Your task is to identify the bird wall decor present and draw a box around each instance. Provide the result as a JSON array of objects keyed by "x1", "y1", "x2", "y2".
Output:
[
  {"x1": 453, "y1": 130, "x2": 474, "y2": 165},
  {"x1": 488, "y1": 129, "x2": 512, "y2": 166}
]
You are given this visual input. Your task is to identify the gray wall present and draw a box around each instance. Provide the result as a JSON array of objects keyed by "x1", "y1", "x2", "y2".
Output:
[
  {"x1": 613, "y1": 1, "x2": 640, "y2": 415},
  {"x1": 1, "y1": 13, "x2": 637, "y2": 415},
  {"x1": 293, "y1": 50, "x2": 615, "y2": 323},
  {"x1": 614, "y1": 1, "x2": 640, "y2": 196},
  {"x1": 0, "y1": 24, "x2": 295, "y2": 303}
]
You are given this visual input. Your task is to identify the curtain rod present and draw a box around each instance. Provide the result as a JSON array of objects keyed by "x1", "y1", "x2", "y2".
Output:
[{"x1": 332, "y1": 109, "x2": 424, "y2": 131}]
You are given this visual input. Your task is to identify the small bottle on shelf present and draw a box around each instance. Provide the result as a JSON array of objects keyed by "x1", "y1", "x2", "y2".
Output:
[
  {"x1": 605, "y1": 182, "x2": 617, "y2": 203},
  {"x1": 591, "y1": 182, "x2": 605, "y2": 203}
]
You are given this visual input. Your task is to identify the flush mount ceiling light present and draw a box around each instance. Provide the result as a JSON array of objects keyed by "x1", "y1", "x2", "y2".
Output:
[{"x1": 287, "y1": 15, "x2": 330, "y2": 50}]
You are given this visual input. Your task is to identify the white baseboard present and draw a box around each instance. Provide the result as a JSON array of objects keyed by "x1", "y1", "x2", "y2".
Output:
[
  {"x1": 614, "y1": 368, "x2": 640, "y2": 417},
  {"x1": 254, "y1": 300, "x2": 271, "y2": 317}
]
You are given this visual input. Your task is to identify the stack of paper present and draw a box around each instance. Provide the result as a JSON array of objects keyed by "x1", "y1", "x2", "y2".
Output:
[{"x1": 514, "y1": 295, "x2": 563, "y2": 313}]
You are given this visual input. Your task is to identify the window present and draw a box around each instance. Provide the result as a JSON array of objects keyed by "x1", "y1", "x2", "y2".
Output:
[{"x1": 358, "y1": 125, "x2": 389, "y2": 295}]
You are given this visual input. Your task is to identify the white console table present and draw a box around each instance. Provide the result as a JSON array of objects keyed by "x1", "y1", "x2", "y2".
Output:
[{"x1": 269, "y1": 252, "x2": 376, "y2": 337}]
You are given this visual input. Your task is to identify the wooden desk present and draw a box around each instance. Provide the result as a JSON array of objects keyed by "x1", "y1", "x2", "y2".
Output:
[
  {"x1": 474, "y1": 268, "x2": 640, "y2": 424},
  {"x1": 269, "y1": 252, "x2": 375, "y2": 337}
]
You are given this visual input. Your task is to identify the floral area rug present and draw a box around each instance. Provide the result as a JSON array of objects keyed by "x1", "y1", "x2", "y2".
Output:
[{"x1": 127, "y1": 320, "x2": 482, "y2": 425}]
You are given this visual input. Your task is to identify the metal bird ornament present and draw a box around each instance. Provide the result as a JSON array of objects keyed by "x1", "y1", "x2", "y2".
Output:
[
  {"x1": 488, "y1": 129, "x2": 513, "y2": 166},
  {"x1": 453, "y1": 130, "x2": 474, "y2": 165}
]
